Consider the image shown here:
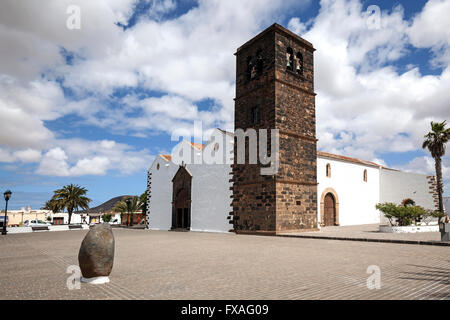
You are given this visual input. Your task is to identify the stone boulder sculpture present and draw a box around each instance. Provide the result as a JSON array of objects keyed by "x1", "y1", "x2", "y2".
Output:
[{"x1": 78, "y1": 223, "x2": 115, "y2": 284}]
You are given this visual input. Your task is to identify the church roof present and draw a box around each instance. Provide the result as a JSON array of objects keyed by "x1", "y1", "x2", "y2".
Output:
[
  {"x1": 160, "y1": 154, "x2": 172, "y2": 162},
  {"x1": 189, "y1": 142, "x2": 205, "y2": 150},
  {"x1": 217, "y1": 128, "x2": 234, "y2": 137},
  {"x1": 235, "y1": 23, "x2": 315, "y2": 54},
  {"x1": 157, "y1": 131, "x2": 390, "y2": 170},
  {"x1": 317, "y1": 151, "x2": 382, "y2": 168}
]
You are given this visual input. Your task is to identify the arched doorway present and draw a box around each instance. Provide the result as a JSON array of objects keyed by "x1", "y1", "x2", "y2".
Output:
[
  {"x1": 323, "y1": 193, "x2": 336, "y2": 226},
  {"x1": 171, "y1": 166, "x2": 192, "y2": 230},
  {"x1": 175, "y1": 188, "x2": 190, "y2": 229},
  {"x1": 320, "y1": 188, "x2": 339, "y2": 226}
]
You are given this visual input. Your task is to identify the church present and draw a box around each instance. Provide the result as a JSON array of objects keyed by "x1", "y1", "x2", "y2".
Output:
[{"x1": 146, "y1": 24, "x2": 438, "y2": 235}]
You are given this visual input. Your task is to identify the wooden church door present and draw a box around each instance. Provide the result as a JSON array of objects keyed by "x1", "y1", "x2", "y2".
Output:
[
  {"x1": 175, "y1": 188, "x2": 190, "y2": 229},
  {"x1": 323, "y1": 193, "x2": 336, "y2": 226}
]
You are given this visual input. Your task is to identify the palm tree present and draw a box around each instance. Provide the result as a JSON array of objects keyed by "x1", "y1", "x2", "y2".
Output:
[
  {"x1": 51, "y1": 184, "x2": 91, "y2": 224},
  {"x1": 42, "y1": 199, "x2": 62, "y2": 213},
  {"x1": 422, "y1": 120, "x2": 450, "y2": 221},
  {"x1": 114, "y1": 196, "x2": 141, "y2": 226}
]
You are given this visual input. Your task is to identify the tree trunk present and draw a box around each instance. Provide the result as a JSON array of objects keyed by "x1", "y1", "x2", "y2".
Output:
[
  {"x1": 68, "y1": 209, "x2": 72, "y2": 225},
  {"x1": 435, "y1": 156, "x2": 444, "y2": 223}
]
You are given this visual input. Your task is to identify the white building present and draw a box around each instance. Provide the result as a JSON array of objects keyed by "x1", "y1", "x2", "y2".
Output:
[
  {"x1": 45, "y1": 212, "x2": 86, "y2": 225},
  {"x1": 146, "y1": 129, "x2": 438, "y2": 233}
]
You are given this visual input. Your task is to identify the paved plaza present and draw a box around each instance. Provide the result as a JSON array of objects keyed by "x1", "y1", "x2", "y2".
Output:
[{"x1": 0, "y1": 228, "x2": 449, "y2": 300}]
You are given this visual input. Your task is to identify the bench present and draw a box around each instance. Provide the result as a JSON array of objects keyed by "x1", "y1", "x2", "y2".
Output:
[
  {"x1": 68, "y1": 225, "x2": 83, "y2": 229},
  {"x1": 32, "y1": 226, "x2": 49, "y2": 231}
]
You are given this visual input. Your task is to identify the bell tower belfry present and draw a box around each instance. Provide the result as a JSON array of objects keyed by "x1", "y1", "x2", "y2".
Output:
[{"x1": 231, "y1": 23, "x2": 318, "y2": 234}]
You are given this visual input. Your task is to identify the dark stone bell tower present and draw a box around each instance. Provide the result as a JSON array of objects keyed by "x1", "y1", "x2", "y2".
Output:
[{"x1": 230, "y1": 23, "x2": 318, "y2": 235}]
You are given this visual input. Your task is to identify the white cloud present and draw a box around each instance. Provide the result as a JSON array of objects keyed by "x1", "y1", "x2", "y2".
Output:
[
  {"x1": 282, "y1": 0, "x2": 450, "y2": 163},
  {"x1": 0, "y1": 147, "x2": 42, "y2": 163},
  {"x1": 0, "y1": 0, "x2": 135, "y2": 81},
  {"x1": 399, "y1": 155, "x2": 450, "y2": 179},
  {"x1": 70, "y1": 157, "x2": 111, "y2": 176},
  {"x1": 35, "y1": 140, "x2": 154, "y2": 177},
  {"x1": 36, "y1": 147, "x2": 70, "y2": 176},
  {"x1": 287, "y1": 17, "x2": 308, "y2": 35},
  {"x1": 0, "y1": 148, "x2": 15, "y2": 163},
  {"x1": 145, "y1": 0, "x2": 177, "y2": 21},
  {"x1": 408, "y1": 0, "x2": 450, "y2": 49},
  {"x1": 13, "y1": 149, "x2": 42, "y2": 163}
]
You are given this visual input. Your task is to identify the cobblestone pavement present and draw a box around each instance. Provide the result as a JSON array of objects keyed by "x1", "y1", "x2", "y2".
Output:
[
  {"x1": 280, "y1": 224, "x2": 442, "y2": 242},
  {"x1": 0, "y1": 229, "x2": 449, "y2": 300}
]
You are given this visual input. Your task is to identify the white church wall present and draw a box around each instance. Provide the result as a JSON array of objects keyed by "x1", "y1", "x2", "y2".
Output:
[
  {"x1": 188, "y1": 163, "x2": 232, "y2": 233},
  {"x1": 148, "y1": 130, "x2": 233, "y2": 233},
  {"x1": 317, "y1": 157, "x2": 380, "y2": 226},
  {"x1": 379, "y1": 168, "x2": 436, "y2": 218},
  {"x1": 148, "y1": 156, "x2": 177, "y2": 230},
  {"x1": 187, "y1": 130, "x2": 233, "y2": 233}
]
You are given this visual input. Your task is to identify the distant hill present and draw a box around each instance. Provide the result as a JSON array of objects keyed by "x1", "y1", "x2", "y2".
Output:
[{"x1": 81, "y1": 195, "x2": 136, "y2": 213}]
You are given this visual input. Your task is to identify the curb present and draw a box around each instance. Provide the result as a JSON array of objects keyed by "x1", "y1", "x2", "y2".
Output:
[
  {"x1": 276, "y1": 234, "x2": 450, "y2": 246},
  {"x1": 6, "y1": 225, "x2": 89, "y2": 234}
]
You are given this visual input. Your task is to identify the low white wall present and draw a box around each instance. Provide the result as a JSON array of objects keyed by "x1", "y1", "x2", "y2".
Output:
[
  {"x1": 7, "y1": 227, "x2": 32, "y2": 234},
  {"x1": 49, "y1": 225, "x2": 69, "y2": 232},
  {"x1": 379, "y1": 225, "x2": 439, "y2": 233},
  {"x1": 6, "y1": 224, "x2": 88, "y2": 234}
]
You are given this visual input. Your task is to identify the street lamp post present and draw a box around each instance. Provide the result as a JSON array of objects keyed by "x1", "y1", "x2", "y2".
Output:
[
  {"x1": 126, "y1": 198, "x2": 131, "y2": 227},
  {"x1": 2, "y1": 190, "x2": 12, "y2": 235}
]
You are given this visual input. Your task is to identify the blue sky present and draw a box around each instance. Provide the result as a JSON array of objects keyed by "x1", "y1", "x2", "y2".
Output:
[{"x1": 0, "y1": 0, "x2": 449, "y2": 210}]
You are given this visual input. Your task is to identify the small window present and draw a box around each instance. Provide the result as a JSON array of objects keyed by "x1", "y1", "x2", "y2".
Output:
[
  {"x1": 286, "y1": 47, "x2": 294, "y2": 71},
  {"x1": 363, "y1": 169, "x2": 367, "y2": 182},
  {"x1": 251, "y1": 107, "x2": 259, "y2": 124},
  {"x1": 156, "y1": 163, "x2": 160, "y2": 170},
  {"x1": 326, "y1": 163, "x2": 331, "y2": 178},
  {"x1": 246, "y1": 56, "x2": 256, "y2": 80},
  {"x1": 256, "y1": 50, "x2": 264, "y2": 75},
  {"x1": 296, "y1": 52, "x2": 303, "y2": 75}
]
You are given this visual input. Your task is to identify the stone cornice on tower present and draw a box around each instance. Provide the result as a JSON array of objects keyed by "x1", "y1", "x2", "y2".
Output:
[{"x1": 235, "y1": 23, "x2": 315, "y2": 55}]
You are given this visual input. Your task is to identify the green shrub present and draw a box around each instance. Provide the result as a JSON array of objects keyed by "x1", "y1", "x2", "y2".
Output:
[
  {"x1": 101, "y1": 214, "x2": 112, "y2": 223},
  {"x1": 375, "y1": 202, "x2": 426, "y2": 226},
  {"x1": 375, "y1": 202, "x2": 397, "y2": 226}
]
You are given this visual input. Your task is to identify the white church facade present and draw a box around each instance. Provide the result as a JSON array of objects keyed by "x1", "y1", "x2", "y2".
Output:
[{"x1": 146, "y1": 129, "x2": 438, "y2": 233}]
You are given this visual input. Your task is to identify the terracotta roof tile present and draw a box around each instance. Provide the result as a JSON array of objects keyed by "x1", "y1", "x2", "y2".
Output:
[
  {"x1": 159, "y1": 138, "x2": 389, "y2": 170},
  {"x1": 189, "y1": 142, "x2": 205, "y2": 150},
  {"x1": 317, "y1": 151, "x2": 382, "y2": 168},
  {"x1": 160, "y1": 154, "x2": 172, "y2": 161}
]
